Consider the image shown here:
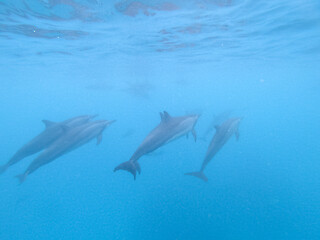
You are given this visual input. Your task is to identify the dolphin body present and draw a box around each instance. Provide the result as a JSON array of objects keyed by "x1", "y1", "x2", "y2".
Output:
[
  {"x1": 0, "y1": 115, "x2": 96, "y2": 174},
  {"x1": 114, "y1": 111, "x2": 199, "y2": 180},
  {"x1": 15, "y1": 119, "x2": 115, "y2": 183},
  {"x1": 185, "y1": 118, "x2": 241, "y2": 182}
]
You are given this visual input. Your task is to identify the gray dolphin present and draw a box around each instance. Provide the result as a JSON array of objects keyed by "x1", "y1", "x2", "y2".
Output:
[
  {"x1": 15, "y1": 119, "x2": 115, "y2": 183},
  {"x1": 114, "y1": 111, "x2": 199, "y2": 180},
  {"x1": 185, "y1": 118, "x2": 241, "y2": 182},
  {"x1": 0, "y1": 115, "x2": 96, "y2": 174}
]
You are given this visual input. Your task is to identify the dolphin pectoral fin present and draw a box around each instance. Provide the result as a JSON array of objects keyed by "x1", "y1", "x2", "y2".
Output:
[
  {"x1": 192, "y1": 129, "x2": 197, "y2": 142},
  {"x1": 114, "y1": 161, "x2": 140, "y2": 180},
  {"x1": 96, "y1": 133, "x2": 103, "y2": 145},
  {"x1": 186, "y1": 133, "x2": 189, "y2": 139},
  {"x1": 0, "y1": 164, "x2": 8, "y2": 175},
  {"x1": 235, "y1": 129, "x2": 240, "y2": 141},
  {"x1": 42, "y1": 120, "x2": 56, "y2": 128},
  {"x1": 185, "y1": 171, "x2": 208, "y2": 182},
  {"x1": 15, "y1": 173, "x2": 27, "y2": 184}
]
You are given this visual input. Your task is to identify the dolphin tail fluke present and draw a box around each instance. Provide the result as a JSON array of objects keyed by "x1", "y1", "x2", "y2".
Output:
[
  {"x1": 0, "y1": 164, "x2": 8, "y2": 175},
  {"x1": 185, "y1": 171, "x2": 208, "y2": 182},
  {"x1": 15, "y1": 173, "x2": 27, "y2": 184},
  {"x1": 114, "y1": 161, "x2": 140, "y2": 180},
  {"x1": 135, "y1": 162, "x2": 141, "y2": 175}
]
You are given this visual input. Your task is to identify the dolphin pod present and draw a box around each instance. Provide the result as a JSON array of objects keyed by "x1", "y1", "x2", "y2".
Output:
[
  {"x1": 0, "y1": 115, "x2": 97, "y2": 175},
  {"x1": 114, "y1": 111, "x2": 200, "y2": 180},
  {"x1": 1, "y1": 111, "x2": 242, "y2": 183},
  {"x1": 185, "y1": 118, "x2": 242, "y2": 182}
]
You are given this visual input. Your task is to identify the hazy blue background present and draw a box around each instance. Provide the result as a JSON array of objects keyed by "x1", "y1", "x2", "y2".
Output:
[{"x1": 0, "y1": 0, "x2": 319, "y2": 239}]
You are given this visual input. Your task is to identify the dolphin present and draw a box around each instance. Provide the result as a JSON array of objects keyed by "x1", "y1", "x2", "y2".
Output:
[
  {"x1": 0, "y1": 115, "x2": 96, "y2": 174},
  {"x1": 15, "y1": 119, "x2": 115, "y2": 184},
  {"x1": 185, "y1": 118, "x2": 241, "y2": 182},
  {"x1": 114, "y1": 111, "x2": 199, "y2": 180}
]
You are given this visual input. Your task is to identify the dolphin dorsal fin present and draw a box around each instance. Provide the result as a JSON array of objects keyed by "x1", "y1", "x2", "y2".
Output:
[
  {"x1": 160, "y1": 111, "x2": 171, "y2": 123},
  {"x1": 159, "y1": 112, "x2": 164, "y2": 121},
  {"x1": 42, "y1": 120, "x2": 56, "y2": 128},
  {"x1": 214, "y1": 125, "x2": 220, "y2": 131},
  {"x1": 163, "y1": 111, "x2": 171, "y2": 121}
]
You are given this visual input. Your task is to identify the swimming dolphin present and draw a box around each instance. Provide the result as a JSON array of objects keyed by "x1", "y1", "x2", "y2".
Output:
[
  {"x1": 15, "y1": 119, "x2": 115, "y2": 183},
  {"x1": 0, "y1": 115, "x2": 96, "y2": 174},
  {"x1": 114, "y1": 111, "x2": 199, "y2": 180},
  {"x1": 185, "y1": 118, "x2": 241, "y2": 182}
]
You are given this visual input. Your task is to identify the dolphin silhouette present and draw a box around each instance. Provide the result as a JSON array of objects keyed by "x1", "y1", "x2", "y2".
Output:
[
  {"x1": 0, "y1": 115, "x2": 96, "y2": 174},
  {"x1": 114, "y1": 111, "x2": 199, "y2": 180},
  {"x1": 185, "y1": 118, "x2": 242, "y2": 182},
  {"x1": 15, "y1": 119, "x2": 115, "y2": 184}
]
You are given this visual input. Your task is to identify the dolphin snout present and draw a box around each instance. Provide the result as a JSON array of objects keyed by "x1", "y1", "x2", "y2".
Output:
[
  {"x1": 192, "y1": 114, "x2": 200, "y2": 122},
  {"x1": 108, "y1": 120, "x2": 116, "y2": 125},
  {"x1": 90, "y1": 114, "x2": 99, "y2": 119}
]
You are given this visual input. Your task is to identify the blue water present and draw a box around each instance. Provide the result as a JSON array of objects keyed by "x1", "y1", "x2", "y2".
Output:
[{"x1": 1, "y1": 0, "x2": 320, "y2": 239}]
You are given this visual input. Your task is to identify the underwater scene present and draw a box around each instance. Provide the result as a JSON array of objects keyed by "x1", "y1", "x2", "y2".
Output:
[{"x1": 0, "y1": 0, "x2": 320, "y2": 239}]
